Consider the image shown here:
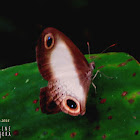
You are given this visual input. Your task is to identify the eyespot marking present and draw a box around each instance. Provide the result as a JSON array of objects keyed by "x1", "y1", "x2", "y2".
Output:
[
  {"x1": 44, "y1": 33, "x2": 54, "y2": 49},
  {"x1": 67, "y1": 99, "x2": 77, "y2": 109}
]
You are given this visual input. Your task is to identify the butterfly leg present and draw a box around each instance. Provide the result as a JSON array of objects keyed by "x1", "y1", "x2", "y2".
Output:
[
  {"x1": 91, "y1": 70, "x2": 114, "y2": 94},
  {"x1": 92, "y1": 70, "x2": 114, "y2": 80},
  {"x1": 92, "y1": 82, "x2": 97, "y2": 94},
  {"x1": 92, "y1": 70, "x2": 100, "y2": 81},
  {"x1": 91, "y1": 70, "x2": 100, "y2": 94}
]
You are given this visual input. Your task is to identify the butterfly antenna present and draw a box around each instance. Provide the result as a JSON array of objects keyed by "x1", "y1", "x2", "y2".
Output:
[
  {"x1": 101, "y1": 43, "x2": 117, "y2": 54},
  {"x1": 91, "y1": 43, "x2": 116, "y2": 94},
  {"x1": 92, "y1": 82, "x2": 97, "y2": 94},
  {"x1": 87, "y1": 42, "x2": 91, "y2": 59}
]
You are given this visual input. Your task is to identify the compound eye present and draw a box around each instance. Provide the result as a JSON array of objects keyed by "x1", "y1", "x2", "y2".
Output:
[
  {"x1": 44, "y1": 33, "x2": 54, "y2": 49},
  {"x1": 67, "y1": 99, "x2": 77, "y2": 109}
]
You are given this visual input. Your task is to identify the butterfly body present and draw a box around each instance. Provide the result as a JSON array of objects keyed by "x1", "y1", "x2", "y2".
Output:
[{"x1": 36, "y1": 27, "x2": 95, "y2": 116}]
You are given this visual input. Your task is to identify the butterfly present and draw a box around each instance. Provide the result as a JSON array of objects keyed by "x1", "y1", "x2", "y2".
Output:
[{"x1": 36, "y1": 27, "x2": 95, "y2": 116}]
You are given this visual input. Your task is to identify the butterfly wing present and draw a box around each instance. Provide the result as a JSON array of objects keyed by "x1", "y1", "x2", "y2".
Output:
[
  {"x1": 40, "y1": 87, "x2": 61, "y2": 114},
  {"x1": 36, "y1": 27, "x2": 94, "y2": 116}
]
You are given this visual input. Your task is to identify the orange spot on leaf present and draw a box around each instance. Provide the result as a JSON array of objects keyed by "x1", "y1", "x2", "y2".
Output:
[
  {"x1": 122, "y1": 91, "x2": 128, "y2": 96},
  {"x1": 70, "y1": 132, "x2": 77, "y2": 138},
  {"x1": 15, "y1": 73, "x2": 18, "y2": 76},
  {"x1": 35, "y1": 107, "x2": 40, "y2": 111},
  {"x1": 100, "y1": 99, "x2": 106, "y2": 104},
  {"x1": 128, "y1": 98, "x2": 135, "y2": 104}
]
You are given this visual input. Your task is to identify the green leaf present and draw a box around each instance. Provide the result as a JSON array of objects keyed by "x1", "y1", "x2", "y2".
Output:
[{"x1": 0, "y1": 52, "x2": 140, "y2": 140}]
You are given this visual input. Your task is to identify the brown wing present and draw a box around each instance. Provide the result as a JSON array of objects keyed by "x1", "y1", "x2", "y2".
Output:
[
  {"x1": 40, "y1": 87, "x2": 61, "y2": 114},
  {"x1": 63, "y1": 36, "x2": 93, "y2": 95},
  {"x1": 36, "y1": 27, "x2": 94, "y2": 116},
  {"x1": 36, "y1": 27, "x2": 92, "y2": 82},
  {"x1": 36, "y1": 28, "x2": 56, "y2": 81}
]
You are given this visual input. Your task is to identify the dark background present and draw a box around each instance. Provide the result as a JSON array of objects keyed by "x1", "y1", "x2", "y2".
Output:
[{"x1": 0, "y1": 1, "x2": 139, "y2": 69}]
